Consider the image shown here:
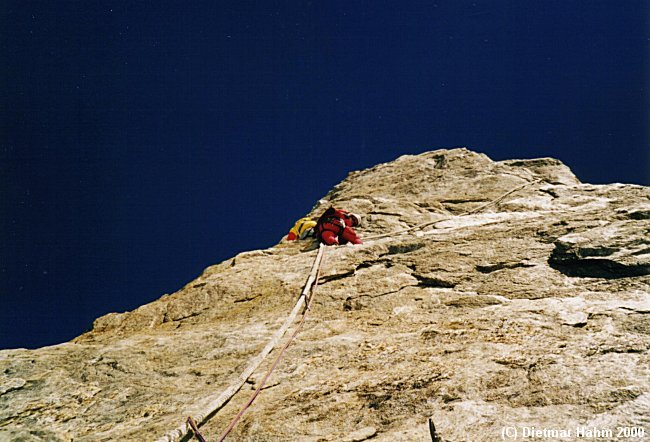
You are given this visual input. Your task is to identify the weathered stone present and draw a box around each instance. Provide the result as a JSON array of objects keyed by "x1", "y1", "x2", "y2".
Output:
[
  {"x1": 549, "y1": 220, "x2": 650, "y2": 278},
  {"x1": 0, "y1": 377, "x2": 26, "y2": 396},
  {"x1": 342, "y1": 426, "x2": 377, "y2": 442},
  {"x1": 1, "y1": 148, "x2": 648, "y2": 441}
]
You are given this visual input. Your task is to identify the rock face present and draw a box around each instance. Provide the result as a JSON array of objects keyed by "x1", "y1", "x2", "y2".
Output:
[{"x1": 1, "y1": 148, "x2": 649, "y2": 441}]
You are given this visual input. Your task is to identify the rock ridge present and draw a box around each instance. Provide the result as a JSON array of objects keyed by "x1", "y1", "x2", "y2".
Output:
[{"x1": 1, "y1": 147, "x2": 648, "y2": 441}]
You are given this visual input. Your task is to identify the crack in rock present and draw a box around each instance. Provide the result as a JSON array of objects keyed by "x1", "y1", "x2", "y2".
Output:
[
  {"x1": 383, "y1": 242, "x2": 426, "y2": 256},
  {"x1": 343, "y1": 284, "x2": 418, "y2": 311},
  {"x1": 413, "y1": 274, "x2": 457, "y2": 288},
  {"x1": 476, "y1": 261, "x2": 536, "y2": 273}
]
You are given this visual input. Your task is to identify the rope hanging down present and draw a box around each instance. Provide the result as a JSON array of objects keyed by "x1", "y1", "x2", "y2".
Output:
[
  {"x1": 156, "y1": 244, "x2": 326, "y2": 442},
  {"x1": 216, "y1": 244, "x2": 327, "y2": 441}
]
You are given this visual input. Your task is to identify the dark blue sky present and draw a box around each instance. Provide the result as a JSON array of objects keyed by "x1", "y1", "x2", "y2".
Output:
[{"x1": 1, "y1": 1, "x2": 648, "y2": 349}]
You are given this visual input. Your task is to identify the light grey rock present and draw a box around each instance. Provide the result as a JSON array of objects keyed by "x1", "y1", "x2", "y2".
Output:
[
  {"x1": 1, "y1": 148, "x2": 648, "y2": 441},
  {"x1": 342, "y1": 426, "x2": 377, "y2": 442},
  {"x1": 549, "y1": 220, "x2": 650, "y2": 278},
  {"x1": 0, "y1": 377, "x2": 26, "y2": 396}
]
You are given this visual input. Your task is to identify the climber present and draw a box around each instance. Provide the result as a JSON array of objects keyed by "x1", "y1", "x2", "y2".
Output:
[
  {"x1": 286, "y1": 217, "x2": 317, "y2": 241},
  {"x1": 315, "y1": 207, "x2": 362, "y2": 246}
]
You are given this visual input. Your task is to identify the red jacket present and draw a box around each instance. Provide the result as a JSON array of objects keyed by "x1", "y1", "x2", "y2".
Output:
[{"x1": 316, "y1": 207, "x2": 362, "y2": 245}]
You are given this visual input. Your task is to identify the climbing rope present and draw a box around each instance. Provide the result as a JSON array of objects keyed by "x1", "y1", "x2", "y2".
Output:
[
  {"x1": 187, "y1": 417, "x2": 206, "y2": 442},
  {"x1": 363, "y1": 178, "x2": 543, "y2": 241},
  {"x1": 216, "y1": 245, "x2": 327, "y2": 441},
  {"x1": 156, "y1": 244, "x2": 326, "y2": 442}
]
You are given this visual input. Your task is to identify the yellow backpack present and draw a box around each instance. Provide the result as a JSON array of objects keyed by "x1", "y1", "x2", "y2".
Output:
[{"x1": 289, "y1": 217, "x2": 317, "y2": 240}]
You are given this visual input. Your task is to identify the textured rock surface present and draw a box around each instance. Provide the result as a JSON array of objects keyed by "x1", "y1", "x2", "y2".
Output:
[{"x1": 1, "y1": 148, "x2": 649, "y2": 441}]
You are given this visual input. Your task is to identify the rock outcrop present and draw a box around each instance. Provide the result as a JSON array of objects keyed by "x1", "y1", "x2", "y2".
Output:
[{"x1": 1, "y1": 148, "x2": 648, "y2": 441}]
